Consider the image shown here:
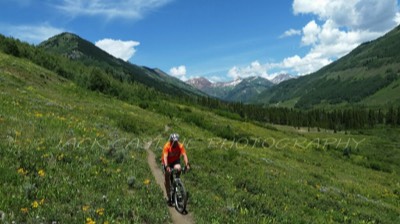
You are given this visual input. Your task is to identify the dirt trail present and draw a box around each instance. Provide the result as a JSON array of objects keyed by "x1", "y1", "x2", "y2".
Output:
[{"x1": 145, "y1": 141, "x2": 195, "y2": 224}]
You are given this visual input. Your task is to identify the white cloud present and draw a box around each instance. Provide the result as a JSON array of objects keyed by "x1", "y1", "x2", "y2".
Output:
[
  {"x1": 280, "y1": 28, "x2": 302, "y2": 38},
  {"x1": 228, "y1": 61, "x2": 268, "y2": 79},
  {"x1": 227, "y1": 61, "x2": 285, "y2": 80},
  {"x1": 293, "y1": 0, "x2": 398, "y2": 32},
  {"x1": 396, "y1": 12, "x2": 400, "y2": 24},
  {"x1": 56, "y1": 0, "x2": 173, "y2": 20},
  {"x1": 301, "y1": 20, "x2": 321, "y2": 46},
  {"x1": 282, "y1": 54, "x2": 332, "y2": 76},
  {"x1": 2, "y1": 23, "x2": 64, "y2": 44},
  {"x1": 169, "y1": 65, "x2": 187, "y2": 80},
  {"x1": 230, "y1": 0, "x2": 399, "y2": 79},
  {"x1": 95, "y1": 39, "x2": 140, "y2": 61}
]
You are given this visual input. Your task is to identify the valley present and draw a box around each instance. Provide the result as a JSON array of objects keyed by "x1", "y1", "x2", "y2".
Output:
[{"x1": 0, "y1": 34, "x2": 399, "y2": 222}]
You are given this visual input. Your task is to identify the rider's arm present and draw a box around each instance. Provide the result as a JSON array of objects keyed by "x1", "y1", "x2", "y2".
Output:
[
  {"x1": 180, "y1": 144, "x2": 189, "y2": 167},
  {"x1": 163, "y1": 149, "x2": 171, "y2": 172},
  {"x1": 183, "y1": 153, "x2": 189, "y2": 167},
  {"x1": 163, "y1": 153, "x2": 169, "y2": 167},
  {"x1": 162, "y1": 143, "x2": 169, "y2": 167}
]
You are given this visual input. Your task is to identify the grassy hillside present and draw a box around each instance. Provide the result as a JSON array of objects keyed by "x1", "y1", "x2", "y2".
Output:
[
  {"x1": 1, "y1": 51, "x2": 399, "y2": 223},
  {"x1": 0, "y1": 52, "x2": 171, "y2": 223},
  {"x1": 255, "y1": 25, "x2": 400, "y2": 109}
]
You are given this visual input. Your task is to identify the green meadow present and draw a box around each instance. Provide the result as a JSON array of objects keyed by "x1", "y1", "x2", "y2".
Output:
[{"x1": 1, "y1": 51, "x2": 399, "y2": 223}]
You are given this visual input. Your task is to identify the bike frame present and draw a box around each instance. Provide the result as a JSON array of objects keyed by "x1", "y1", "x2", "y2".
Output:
[{"x1": 167, "y1": 167, "x2": 188, "y2": 213}]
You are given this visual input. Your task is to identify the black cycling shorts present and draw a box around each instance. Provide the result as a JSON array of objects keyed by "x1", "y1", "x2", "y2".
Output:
[{"x1": 163, "y1": 159, "x2": 181, "y2": 171}]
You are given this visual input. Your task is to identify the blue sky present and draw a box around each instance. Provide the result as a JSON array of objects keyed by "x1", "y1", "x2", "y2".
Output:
[{"x1": 1, "y1": 0, "x2": 400, "y2": 82}]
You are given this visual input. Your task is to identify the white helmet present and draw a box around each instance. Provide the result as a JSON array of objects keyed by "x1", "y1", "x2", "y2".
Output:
[{"x1": 169, "y1": 133, "x2": 179, "y2": 142}]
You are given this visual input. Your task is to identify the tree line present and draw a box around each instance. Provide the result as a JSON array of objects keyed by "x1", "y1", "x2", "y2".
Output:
[{"x1": 196, "y1": 97, "x2": 400, "y2": 130}]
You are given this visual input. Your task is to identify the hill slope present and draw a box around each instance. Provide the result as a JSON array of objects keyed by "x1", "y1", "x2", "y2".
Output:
[
  {"x1": 255, "y1": 25, "x2": 400, "y2": 109},
  {"x1": 0, "y1": 52, "x2": 171, "y2": 223},
  {"x1": 39, "y1": 32, "x2": 205, "y2": 98}
]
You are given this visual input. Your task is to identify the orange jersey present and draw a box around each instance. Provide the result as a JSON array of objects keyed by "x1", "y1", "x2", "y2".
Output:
[{"x1": 162, "y1": 141, "x2": 186, "y2": 165}]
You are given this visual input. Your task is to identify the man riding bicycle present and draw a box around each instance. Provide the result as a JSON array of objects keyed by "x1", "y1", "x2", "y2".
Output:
[{"x1": 162, "y1": 133, "x2": 190, "y2": 206}]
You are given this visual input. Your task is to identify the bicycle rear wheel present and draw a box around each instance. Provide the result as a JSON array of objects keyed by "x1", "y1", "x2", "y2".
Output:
[{"x1": 173, "y1": 179, "x2": 187, "y2": 213}]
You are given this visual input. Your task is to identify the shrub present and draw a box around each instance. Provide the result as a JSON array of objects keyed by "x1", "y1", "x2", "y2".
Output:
[
  {"x1": 138, "y1": 101, "x2": 149, "y2": 109},
  {"x1": 117, "y1": 117, "x2": 139, "y2": 134},
  {"x1": 1, "y1": 39, "x2": 20, "y2": 57},
  {"x1": 87, "y1": 68, "x2": 111, "y2": 93}
]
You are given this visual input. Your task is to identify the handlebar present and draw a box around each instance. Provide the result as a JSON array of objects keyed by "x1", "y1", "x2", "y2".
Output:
[
  {"x1": 162, "y1": 164, "x2": 190, "y2": 174},
  {"x1": 171, "y1": 167, "x2": 189, "y2": 173}
]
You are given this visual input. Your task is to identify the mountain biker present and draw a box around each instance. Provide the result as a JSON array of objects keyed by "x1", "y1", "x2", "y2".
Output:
[{"x1": 162, "y1": 133, "x2": 190, "y2": 206}]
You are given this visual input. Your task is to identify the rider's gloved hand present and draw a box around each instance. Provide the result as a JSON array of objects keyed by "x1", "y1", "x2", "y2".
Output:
[{"x1": 166, "y1": 166, "x2": 171, "y2": 173}]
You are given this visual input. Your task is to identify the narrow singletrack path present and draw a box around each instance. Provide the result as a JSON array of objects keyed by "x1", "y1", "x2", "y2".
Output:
[{"x1": 145, "y1": 141, "x2": 195, "y2": 224}]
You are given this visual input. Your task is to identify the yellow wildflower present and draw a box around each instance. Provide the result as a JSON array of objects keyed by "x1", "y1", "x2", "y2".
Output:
[
  {"x1": 143, "y1": 179, "x2": 151, "y2": 185},
  {"x1": 38, "y1": 169, "x2": 45, "y2": 177},
  {"x1": 99, "y1": 157, "x2": 107, "y2": 164},
  {"x1": 17, "y1": 168, "x2": 28, "y2": 175},
  {"x1": 57, "y1": 153, "x2": 64, "y2": 161},
  {"x1": 39, "y1": 198, "x2": 45, "y2": 205},
  {"x1": 20, "y1": 207, "x2": 29, "y2": 213},
  {"x1": 86, "y1": 218, "x2": 96, "y2": 224},
  {"x1": 82, "y1": 205, "x2": 90, "y2": 212},
  {"x1": 35, "y1": 112, "x2": 43, "y2": 118},
  {"x1": 96, "y1": 208, "x2": 104, "y2": 216},
  {"x1": 15, "y1": 131, "x2": 21, "y2": 137},
  {"x1": 32, "y1": 201, "x2": 39, "y2": 208}
]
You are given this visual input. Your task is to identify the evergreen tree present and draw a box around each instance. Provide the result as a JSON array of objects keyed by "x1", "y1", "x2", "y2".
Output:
[
  {"x1": 2, "y1": 38, "x2": 20, "y2": 57},
  {"x1": 368, "y1": 109, "x2": 376, "y2": 127},
  {"x1": 397, "y1": 107, "x2": 400, "y2": 126},
  {"x1": 386, "y1": 107, "x2": 396, "y2": 125},
  {"x1": 378, "y1": 109, "x2": 384, "y2": 124}
]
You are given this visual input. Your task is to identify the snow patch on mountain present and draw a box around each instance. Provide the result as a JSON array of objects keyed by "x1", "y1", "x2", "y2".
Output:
[
  {"x1": 270, "y1": 74, "x2": 295, "y2": 84},
  {"x1": 186, "y1": 77, "x2": 212, "y2": 90},
  {"x1": 212, "y1": 77, "x2": 243, "y2": 88}
]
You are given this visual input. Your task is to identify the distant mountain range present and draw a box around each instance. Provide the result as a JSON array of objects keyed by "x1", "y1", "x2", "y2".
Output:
[
  {"x1": 37, "y1": 24, "x2": 400, "y2": 108},
  {"x1": 186, "y1": 74, "x2": 295, "y2": 102}
]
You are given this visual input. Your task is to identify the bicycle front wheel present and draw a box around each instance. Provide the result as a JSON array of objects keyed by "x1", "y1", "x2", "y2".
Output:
[{"x1": 173, "y1": 179, "x2": 187, "y2": 213}]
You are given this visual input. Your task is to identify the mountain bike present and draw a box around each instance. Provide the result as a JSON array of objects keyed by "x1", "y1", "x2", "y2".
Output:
[{"x1": 168, "y1": 167, "x2": 188, "y2": 213}]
